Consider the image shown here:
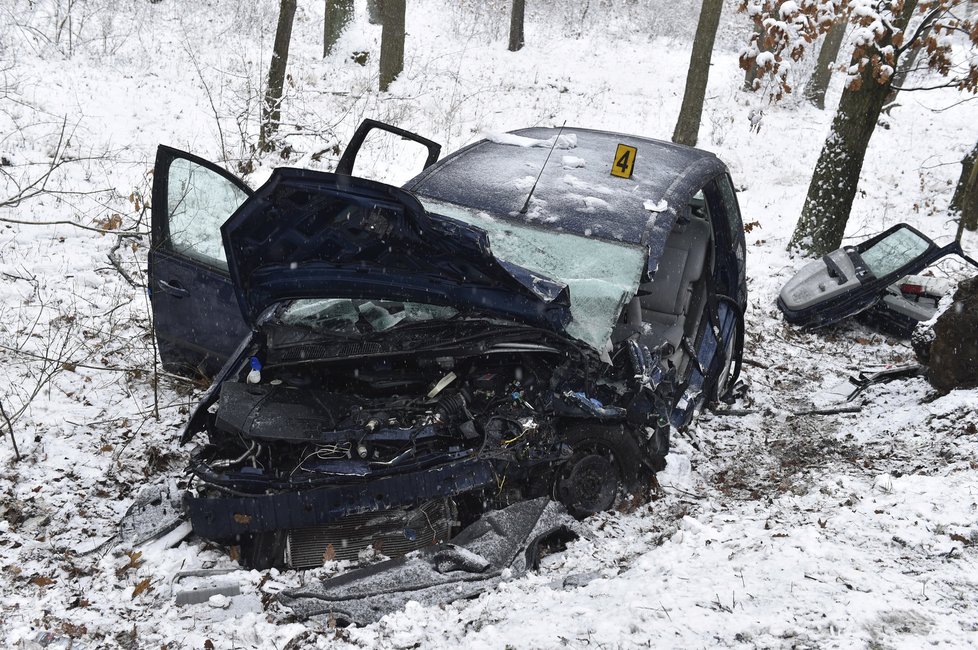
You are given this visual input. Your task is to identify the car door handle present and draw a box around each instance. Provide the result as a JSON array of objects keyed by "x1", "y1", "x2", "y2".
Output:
[{"x1": 158, "y1": 279, "x2": 190, "y2": 298}]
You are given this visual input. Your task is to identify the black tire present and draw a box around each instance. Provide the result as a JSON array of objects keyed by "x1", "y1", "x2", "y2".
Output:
[{"x1": 553, "y1": 423, "x2": 651, "y2": 518}]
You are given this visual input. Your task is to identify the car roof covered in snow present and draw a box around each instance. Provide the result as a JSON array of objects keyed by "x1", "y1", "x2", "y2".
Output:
[{"x1": 405, "y1": 126, "x2": 728, "y2": 249}]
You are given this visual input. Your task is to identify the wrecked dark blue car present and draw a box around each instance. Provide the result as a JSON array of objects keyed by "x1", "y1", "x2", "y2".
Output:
[{"x1": 149, "y1": 120, "x2": 747, "y2": 569}]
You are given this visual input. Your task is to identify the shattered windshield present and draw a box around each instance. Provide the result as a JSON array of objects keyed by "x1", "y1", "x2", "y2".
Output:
[
  {"x1": 420, "y1": 198, "x2": 646, "y2": 351},
  {"x1": 279, "y1": 299, "x2": 458, "y2": 334},
  {"x1": 858, "y1": 227, "x2": 931, "y2": 278}
]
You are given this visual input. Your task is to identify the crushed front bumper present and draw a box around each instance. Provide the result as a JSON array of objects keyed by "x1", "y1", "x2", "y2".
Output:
[{"x1": 186, "y1": 458, "x2": 496, "y2": 541}]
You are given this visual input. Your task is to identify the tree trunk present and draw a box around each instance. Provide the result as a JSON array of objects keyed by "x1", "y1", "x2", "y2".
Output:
[
  {"x1": 951, "y1": 143, "x2": 978, "y2": 212},
  {"x1": 789, "y1": 0, "x2": 918, "y2": 256},
  {"x1": 367, "y1": 0, "x2": 382, "y2": 25},
  {"x1": 260, "y1": 0, "x2": 297, "y2": 152},
  {"x1": 952, "y1": 142, "x2": 978, "y2": 235},
  {"x1": 672, "y1": 0, "x2": 723, "y2": 147},
  {"x1": 803, "y1": 18, "x2": 846, "y2": 110},
  {"x1": 379, "y1": 0, "x2": 405, "y2": 91},
  {"x1": 965, "y1": 154, "x2": 978, "y2": 233},
  {"x1": 324, "y1": 0, "x2": 353, "y2": 57},
  {"x1": 508, "y1": 0, "x2": 525, "y2": 52}
]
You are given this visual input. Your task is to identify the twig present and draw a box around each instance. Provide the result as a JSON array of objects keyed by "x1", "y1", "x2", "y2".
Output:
[
  {"x1": 0, "y1": 342, "x2": 194, "y2": 384},
  {"x1": 0, "y1": 216, "x2": 146, "y2": 237},
  {"x1": 0, "y1": 398, "x2": 19, "y2": 461},
  {"x1": 107, "y1": 236, "x2": 141, "y2": 288},
  {"x1": 791, "y1": 405, "x2": 862, "y2": 416},
  {"x1": 658, "y1": 483, "x2": 706, "y2": 499},
  {"x1": 0, "y1": 117, "x2": 69, "y2": 208},
  {"x1": 711, "y1": 408, "x2": 757, "y2": 417},
  {"x1": 184, "y1": 42, "x2": 229, "y2": 166}
]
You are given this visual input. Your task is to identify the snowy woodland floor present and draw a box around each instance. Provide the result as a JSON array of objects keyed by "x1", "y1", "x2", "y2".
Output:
[{"x1": 1, "y1": 1, "x2": 977, "y2": 648}]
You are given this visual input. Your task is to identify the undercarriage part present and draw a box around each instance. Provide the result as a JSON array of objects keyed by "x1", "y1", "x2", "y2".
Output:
[
  {"x1": 284, "y1": 499, "x2": 455, "y2": 569},
  {"x1": 279, "y1": 498, "x2": 578, "y2": 626}
]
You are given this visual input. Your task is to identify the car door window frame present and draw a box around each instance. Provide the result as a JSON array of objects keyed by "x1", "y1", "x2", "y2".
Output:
[{"x1": 152, "y1": 146, "x2": 253, "y2": 274}]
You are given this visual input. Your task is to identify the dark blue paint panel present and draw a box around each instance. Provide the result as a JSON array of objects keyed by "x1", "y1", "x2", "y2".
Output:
[
  {"x1": 220, "y1": 168, "x2": 572, "y2": 331},
  {"x1": 149, "y1": 249, "x2": 250, "y2": 376},
  {"x1": 149, "y1": 146, "x2": 253, "y2": 376}
]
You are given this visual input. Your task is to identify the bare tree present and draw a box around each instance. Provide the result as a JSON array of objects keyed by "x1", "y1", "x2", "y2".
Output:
[
  {"x1": 324, "y1": 0, "x2": 354, "y2": 57},
  {"x1": 379, "y1": 0, "x2": 405, "y2": 91},
  {"x1": 260, "y1": 0, "x2": 298, "y2": 151},
  {"x1": 509, "y1": 0, "x2": 526, "y2": 52},
  {"x1": 803, "y1": 18, "x2": 846, "y2": 109},
  {"x1": 672, "y1": 0, "x2": 724, "y2": 147}
]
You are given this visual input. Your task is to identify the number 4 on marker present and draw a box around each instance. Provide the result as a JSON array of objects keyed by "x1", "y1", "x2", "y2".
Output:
[{"x1": 611, "y1": 144, "x2": 637, "y2": 179}]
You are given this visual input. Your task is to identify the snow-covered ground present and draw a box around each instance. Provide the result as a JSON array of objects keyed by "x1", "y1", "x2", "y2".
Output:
[{"x1": 1, "y1": 1, "x2": 976, "y2": 647}]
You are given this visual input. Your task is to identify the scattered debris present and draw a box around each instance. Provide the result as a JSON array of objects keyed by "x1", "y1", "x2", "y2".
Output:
[
  {"x1": 173, "y1": 569, "x2": 242, "y2": 606},
  {"x1": 117, "y1": 483, "x2": 186, "y2": 547}
]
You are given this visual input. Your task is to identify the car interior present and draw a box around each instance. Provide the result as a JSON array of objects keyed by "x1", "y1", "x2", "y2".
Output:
[{"x1": 614, "y1": 193, "x2": 714, "y2": 377}]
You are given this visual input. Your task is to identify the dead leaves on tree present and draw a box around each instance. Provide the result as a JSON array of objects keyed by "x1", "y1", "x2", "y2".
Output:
[{"x1": 739, "y1": 0, "x2": 978, "y2": 100}]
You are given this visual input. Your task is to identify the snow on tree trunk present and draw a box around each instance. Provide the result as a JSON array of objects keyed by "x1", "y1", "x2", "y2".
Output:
[
  {"x1": 788, "y1": 0, "x2": 918, "y2": 257},
  {"x1": 509, "y1": 0, "x2": 526, "y2": 52},
  {"x1": 672, "y1": 0, "x2": 724, "y2": 147},
  {"x1": 804, "y1": 18, "x2": 846, "y2": 110},
  {"x1": 260, "y1": 0, "x2": 297, "y2": 152},
  {"x1": 324, "y1": 0, "x2": 354, "y2": 57},
  {"x1": 379, "y1": 0, "x2": 405, "y2": 91}
]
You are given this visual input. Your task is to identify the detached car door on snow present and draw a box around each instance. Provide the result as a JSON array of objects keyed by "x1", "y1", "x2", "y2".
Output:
[
  {"x1": 777, "y1": 223, "x2": 978, "y2": 331},
  {"x1": 149, "y1": 147, "x2": 252, "y2": 376}
]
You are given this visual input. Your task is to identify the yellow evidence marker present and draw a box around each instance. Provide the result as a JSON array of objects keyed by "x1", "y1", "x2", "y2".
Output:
[{"x1": 611, "y1": 143, "x2": 637, "y2": 179}]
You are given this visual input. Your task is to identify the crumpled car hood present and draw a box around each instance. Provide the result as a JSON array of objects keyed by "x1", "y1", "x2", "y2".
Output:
[{"x1": 220, "y1": 168, "x2": 572, "y2": 330}]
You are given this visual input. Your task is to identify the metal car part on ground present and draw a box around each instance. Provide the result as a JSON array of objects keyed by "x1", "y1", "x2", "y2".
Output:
[
  {"x1": 147, "y1": 119, "x2": 748, "y2": 570},
  {"x1": 778, "y1": 223, "x2": 978, "y2": 337},
  {"x1": 278, "y1": 498, "x2": 579, "y2": 626}
]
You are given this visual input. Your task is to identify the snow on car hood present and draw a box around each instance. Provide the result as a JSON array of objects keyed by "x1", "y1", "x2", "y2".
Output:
[{"x1": 220, "y1": 168, "x2": 572, "y2": 330}]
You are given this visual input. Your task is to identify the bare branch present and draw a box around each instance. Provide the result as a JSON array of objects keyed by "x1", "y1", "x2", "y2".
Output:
[
  {"x1": 898, "y1": 6, "x2": 945, "y2": 56},
  {"x1": 891, "y1": 79, "x2": 963, "y2": 91},
  {"x1": 0, "y1": 398, "x2": 19, "y2": 462},
  {"x1": 0, "y1": 215, "x2": 148, "y2": 236},
  {"x1": 107, "y1": 236, "x2": 143, "y2": 288},
  {"x1": 0, "y1": 342, "x2": 195, "y2": 384}
]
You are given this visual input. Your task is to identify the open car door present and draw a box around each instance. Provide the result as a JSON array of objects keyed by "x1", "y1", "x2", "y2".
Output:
[
  {"x1": 149, "y1": 147, "x2": 252, "y2": 377},
  {"x1": 778, "y1": 223, "x2": 978, "y2": 331}
]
